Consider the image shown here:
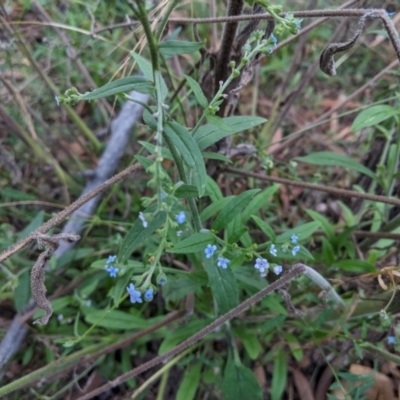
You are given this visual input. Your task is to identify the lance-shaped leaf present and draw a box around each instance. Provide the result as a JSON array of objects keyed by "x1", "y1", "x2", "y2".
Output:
[
  {"x1": 164, "y1": 122, "x2": 207, "y2": 196},
  {"x1": 167, "y1": 231, "x2": 215, "y2": 254},
  {"x1": 159, "y1": 40, "x2": 204, "y2": 57},
  {"x1": 119, "y1": 211, "x2": 167, "y2": 262},
  {"x1": 79, "y1": 76, "x2": 154, "y2": 100},
  {"x1": 212, "y1": 189, "x2": 260, "y2": 232}
]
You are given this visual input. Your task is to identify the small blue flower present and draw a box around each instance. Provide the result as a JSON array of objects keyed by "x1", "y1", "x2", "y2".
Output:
[
  {"x1": 127, "y1": 283, "x2": 142, "y2": 304},
  {"x1": 273, "y1": 265, "x2": 283, "y2": 275},
  {"x1": 175, "y1": 211, "x2": 186, "y2": 224},
  {"x1": 139, "y1": 212, "x2": 148, "y2": 228},
  {"x1": 144, "y1": 288, "x2": 154, "y2": 301},
  {"x1": 205, "y1": 244, "x2": 217, "y2": 258},
  {"x1": 160, "y1": 192, "x2": 166, "y2": 199},
  {"x1": 106, "y1": 265, "x2": 119, "y2": 278},
  {"x1": 292, "y1": 245, "x2": 300, "y2": 256},
  {"x1": 388, "y1": 336, "x2": 396, "y2": 344},
  {"x1": 217, "y1": 256, "x2": 230, "y2": 269},
  {"x1": 270, "y1": 33, "x2": 278, "y2": 47},
  {"x1": 254, "y1": 258, "x2": 269, "y2": 273},
  {"x1": 269, "y1": 244, "x2": 277, "y2": 257},
  {"x1": 159, "y1": 278, "x2": 166, "y2": 286},
  {"x1": 290, "y1": 234, "x2": 299, "y2": 244},
  {"x1": 106, "y1": 255, "x2": 117, "y2": 264},
  {"x1": 386, "y1": 10, "x2": 395, "y2": 17},
  {"x1": 260, "y1": 272, "x2": 267, "y2": 278}
]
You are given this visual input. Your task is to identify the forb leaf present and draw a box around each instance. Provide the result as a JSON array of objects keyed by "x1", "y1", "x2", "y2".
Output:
[{"x1": 351, "y1": 105, "x2": 397, "y2": 131}]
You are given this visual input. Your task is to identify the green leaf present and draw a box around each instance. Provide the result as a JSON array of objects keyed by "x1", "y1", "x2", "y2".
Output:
[
  {"x1": 235, "y1": 329, "x2": 262, "y2": 360},
  {"x1": 164, "y1": 122, "x2": 207, "y2": 196},
  {"x1": 139, "y1": 140, "x2": 173, "y2": 160},
  {"x1": 228, "y1": 227, "x2": 248, "y2": 244},
  {"x1": 202, "y1": 152, "x2": 232, "y2": 163},
  {"x1": 176, "y1": 363, "x2": 202, "y2": 400},
  {"x1": 118, "y1": 211, "x2": 167, "y2": 262},
  {"x1": 200, "y1": 197, "x2": 233, "y2": 222},
  {"x1": 194, "y1": 116, "x2": 267, "y2": 150},
  {"x1": 222, "y1": 355, "x2": 262, "y2": 400},
  {"x1": 203, "y1": 255, "x2": 238, "y2": 315},
  {"x1": 83, "y1": 309, "x2": 151, "y2": 330},
  {"x1": 351, "y1": 105, "x2": 397, "y2": 131},
  {"x1": 282, "y1": 332, "x2": 303, "y2": 361},
  {"x1": 205, "y1": 176, "x2": 224, "y2": 202},
  {"x1": 251, "y1": 215, "x2": 276, "y2": 242},
  {"x1": 159, "y1": 40, "x2": 204, "y2": 57},
  {"x1": 159, "y1": 319, "x2": 210, "y2": 354},
  {"x1": 14, "y1": 270, "x2": 31, "y2": 312},
  {"x1": 175, "y1": 184, "x2": 200, "y2": 198},
  {"x1": 79, "y1": 76, "x2": 154, "y2": 100},
  {"x1": 135, "y1": 155, "x2": 153, "y2": 170},
  {"x1": 295, "y1": 151, "x2": 377, "y2": 180},
  {"x1": 184, "y1": 74, "x2": 208, "y2": 108},
  {"x1": 212, "y1": 189, "x2": 260, "y2": 232},
  {"x1": 17, "y1": 211, "x2": 44, "y2": 241},
  {"x1": 306, "y1": 209, "x2": 335, "y2": 242},
  {"x1": 275, "y1": 221, "x2": 321, "y2": 243},
  {"x1": 241, "y1": 184, "x2": 280, "y2": 224},
  {"x1": 131, "y1": 51, "x2": 168, "y2": 102},
  {"x1": 167, "y1": 231, "x2": 215, "y2": 254},
  {"x1": 333, "y1": 260, "x2": 376, "y2": 273},
  {"x1": 271, "y1": 349, "x2": 287, "y2": 400},
  {"x1": 206, "y1": 114, "x2": 233, "y2": 132}
]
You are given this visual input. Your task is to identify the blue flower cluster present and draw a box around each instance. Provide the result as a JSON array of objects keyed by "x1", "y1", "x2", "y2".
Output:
[
  {"x1": 387, "y1": 336, "x2": 396, "y2": 345},
  {"x1": 126, "y1": 283, "x2": 154, "y2": 304},
  {"x1": 105, "y1": 255, "x2": 119, "y2": 278},
  {"x1": 204, "y1": 233, "x2": 302, "y2": 275}
]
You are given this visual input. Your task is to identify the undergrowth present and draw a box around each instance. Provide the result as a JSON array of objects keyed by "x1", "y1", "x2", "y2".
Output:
[{"x1": 1, "y1": 1, "x2": 400, "y2": 399}]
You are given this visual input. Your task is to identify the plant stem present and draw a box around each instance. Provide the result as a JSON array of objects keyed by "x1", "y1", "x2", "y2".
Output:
[{"x1": 155, "y1": 0, "x2": 180, "y2": 43}]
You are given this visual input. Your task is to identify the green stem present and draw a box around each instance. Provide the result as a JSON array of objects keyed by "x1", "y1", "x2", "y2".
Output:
[
  {"x1": 361, "y1": 342, "x2": 400, "y2": 365},
  {"x1": 133, "y1": 0, "x2": 159, "y2": 72},
  {"x1": 155, "y1": 0, "x2": 180, "y2": 42}
]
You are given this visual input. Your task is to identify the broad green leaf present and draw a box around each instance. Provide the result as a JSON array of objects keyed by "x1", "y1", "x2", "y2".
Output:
[
  {"x1": 118, "y1": 211, "x2": 167, "y2": 262},
  {"x1": 14, "y1": 270, "x2": 30, "y2": 312},
  {"x1": 163, "y1": 277, "x2": 204, "y2": 302},
  {"x1": 113, "y1": 272, "x2": 133, "y2": 306},
  {"x1": 333, "y1": 260, "x2": 376, "y2": 273},
  {"x1": 194, "y1": 116, "x2": 267, "y2": 150},
  {"x1": 251, "y1": 215, "x2": 276, "y2": 242},
  {"x1": 295, "y1": 151, "x2": 377, "y2": 180},
  {"x1": 203, "y1": 255, "x2": 238, "y2": 315},
  {"x1": 79, "y1": 76, "x2": 154, "y2": 100},
  {"x1": 275, "y1": 221, "x2": 320, "y2": 243},
  {"x1": 241, "y1": 184, "x2": 279, "y2": 223},
  {"x1": 306, "y1": 209, "x2": 335, "y2": 242},
  {"x1": 164, "y1": 122, "x2": 207, "y2": 195},
  {"x1": 167, "y1": 231, "x2": 215, "y2": 254},
  {"x1": 175, "y1": 184, "x2": 199, "y2": 198},
  {"x1": 202, "y1": 152, "x2": 232, "y2": 163},
  {"x1": 159, "y1": 319, "x2": 210, "y2": 354},
  {"x1": 235, "y1": 329, "x2": 262, "y2": 360},
  {"x1": 206, "y1": 114, "x2": 233, "y2": 132},
  {"x1": 139, "y1": 140, "x2": 173, "y2": 160},
  {"x1": 1, "y1": 187, "x2": 36, "y2": 201},
  {"x1": 184, "y1": 74, "x2": 208, "y2": 108},
  {"x1": 271, "y1": 349, "x2": 287, "y2": 400},
  {"x1": 84, "y1": 309, "x2": 150, "y2": 330},
  {"x1": 176, "y1": 363, "x2": 202, "y2": 400},
  {"x1": 17, "y1": 211, "x2": 44, "y2": 240},
  {"x1": 351, "y1": 105, "x2": 397, "y2": 131},
  {"x1": 282, "y1": 332, "x2": 303, "y2": 361},
  {"x1": 200, "y1": 197, "x2": 233, "y2": 222},
  {"x1": 135, "y1": 155, "x2": 153, "y2": 170},
  {"x1": 131, "y1": 51, "x2": 168, "y2": 102},
  {"x1": 205, "y1": 176, "x2": 224, "y2": 202},
  {"x1": 222, "y1": 355, "x2": 262, "y2": 400},
  {"x1": 212, "y1": 189, "x2": 260, "y2": 232},
  {"x1": 159, "y1": 40, "x2": 203, "y2": 57},
  {"x1": 228, "y1": 227, "x2": 248, "y2": 244}
]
